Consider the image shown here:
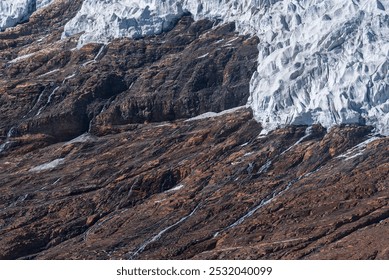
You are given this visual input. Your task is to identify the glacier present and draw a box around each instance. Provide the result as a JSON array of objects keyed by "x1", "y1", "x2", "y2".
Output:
[
  {"x1": 4, "y1": 0, "x2": 389, "y2": 135},
  {"x1": 0, "y1": 0, "x2": 54, "y2": 31},
  {"x1": 246, "y1": 0, "x2": 389, "y2": 135},
  {"x1": 62, "y1": 0, "x2": 389, "y2": 135}
]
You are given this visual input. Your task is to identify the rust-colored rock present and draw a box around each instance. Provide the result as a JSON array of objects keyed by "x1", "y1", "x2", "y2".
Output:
[{"x1": 0, "y1": 2, "x2": 388, "y2": 260}]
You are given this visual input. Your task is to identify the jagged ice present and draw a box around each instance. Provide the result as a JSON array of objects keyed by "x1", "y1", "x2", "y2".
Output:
[{"x1": 0, "y1": 0, "x2": 53, "y2": 31}]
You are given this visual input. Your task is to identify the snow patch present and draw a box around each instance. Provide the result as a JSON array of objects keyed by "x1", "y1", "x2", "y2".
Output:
[
  {"x1": 30, "y1": 158, "x2": 65, "y2": 172},
  {"x1": 8, "y1": 52, "x2": 35, "y2": 63},
  {"x1": 197, "y1": 53, "x2": 209, "y2": 59},
  {"x1": 185, "y1": 106, "x2": 246, "y2": 122},
  {"x1": 36, "y1": 86, "x2": 59, "y2": 115},
  {"x1": 166, "y1": 184, "x2": 184, "y2": 193},
  {"x1": 257, "y1": 159, "x2": 272, "y2": 174},
  {"x1": 38, "y1": 69, "x2": 60, "y2": 78},
  {"x1": 336, "y1": 136, "x2": 380, "y2": 161},
  {"x1": 63, "y1": 73, "x2": 76, "y2": 81},
  {"x1": 65, "y1": 133, "x2": 95, "y2": 144},
  {"x1": 0, "y1": 141, "x2": 11, "y2": 153},
  {"x1": 280, "y1": 126, "x2": 313, "y2": 155}
]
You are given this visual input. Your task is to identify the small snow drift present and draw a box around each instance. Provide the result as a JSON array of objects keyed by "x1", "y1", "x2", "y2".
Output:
[{"x1": 29, "y1": 158, "x2": 65, "y2": 172}]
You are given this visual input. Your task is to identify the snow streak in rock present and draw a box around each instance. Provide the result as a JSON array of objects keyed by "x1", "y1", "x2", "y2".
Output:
[{"x1": 128, "y1": 204, "x2": 200, "y2": 259}]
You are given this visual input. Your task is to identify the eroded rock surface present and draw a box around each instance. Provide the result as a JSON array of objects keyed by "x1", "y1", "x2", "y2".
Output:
[
  {"x1": 0, "y1": 2, "x2": 388, "y2": 260},
  {"x1": 1, "y1": 108, "x2": 388, "y2": 260}
]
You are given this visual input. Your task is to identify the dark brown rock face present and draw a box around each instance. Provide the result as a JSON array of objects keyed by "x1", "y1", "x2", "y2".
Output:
[
  {"x1": 0, "y1": 2, "x2": 388, "y2": 260},
  {"x1": 1, "y1": 10, "x2": 258, "y2": 142},
  {"x1": 0, "y1": 109, "x2": 388, "y2": 260}
]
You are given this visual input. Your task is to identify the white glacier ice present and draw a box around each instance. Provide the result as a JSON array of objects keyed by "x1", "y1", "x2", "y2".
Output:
[
  {"x1": 36, "y1": 0, "x2": 53, "y2": 9},
  {"x1": 0, "y1": 0, "x2": 54, "y2": 31},
  {"x1": 247, "y1": 0, "x2": 389, "y2": 136},
  {"x1": 62, "y1": 0, "x2": 185, "y2": 46},
  {"x1": 62, "y1": 0, "x2": 272, "y2": 46},
  {"x1": 61, "y1": 0, "x2": 389, "y2": 135}
]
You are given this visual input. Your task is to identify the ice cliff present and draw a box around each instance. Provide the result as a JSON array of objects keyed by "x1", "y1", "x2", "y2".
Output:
[
  {"x1": 4, "y1": 0, "x2": 389, "y2": 135},
  {"x1": 0, "y1": 0, "x2": 53, "y2": 31}
]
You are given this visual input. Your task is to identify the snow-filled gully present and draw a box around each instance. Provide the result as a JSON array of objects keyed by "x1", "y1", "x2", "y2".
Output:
[
  {"x1": 24, "y1": 72, "x2": 76, "y2": 117},
  {"x1": 336, "y1": 136, "x2": 381, "y2": 161},
  {"x1": 82, "y1": 44, "x2": 107, "y2": 67},
  {"x1": 0, "y1": 127, "x2": 17, "y2": 153},
  {"x1": 127, "y1": 204, "x2": 200, "y2": 259},
  {"x1": 213, "y1": 179, "x2": 295, "y2": 238},
  {"x1": 213, "y1": 166, "x2": 323, "y2": 238},
  {"x1": 212, "y1": 127, "x2": 326, "y2": 238},
  {"x1": 36, "y1": 86, "x2": 59, "y2": 116},
  {"x1": 256, "y1": 126, "x2": 313, "y2": 175},
  {"x1": 214, "y1": 134, "x2": 381, "y2": 237}
]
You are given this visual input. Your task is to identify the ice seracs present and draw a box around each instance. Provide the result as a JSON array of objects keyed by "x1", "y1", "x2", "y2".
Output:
[
  {"x1": 248, "y1": 0, "x2": 389, "y2": 136},
  {"x1": 62, "y1": 0, "x2": 261, "y2": 46},
  {"x1": 0, "y1": 0, "x2": 35, "y2": 31},
  {"x1": 0, "y1": 0, "x2": 54, "y2": 31},
  {"x1": 62, "y1": 0, "x2": 187, "y2": 46}
]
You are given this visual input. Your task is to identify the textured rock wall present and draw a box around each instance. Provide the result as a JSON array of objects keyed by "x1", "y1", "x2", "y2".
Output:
[
  {"x1": 62, "y1": 0, "x2": 389, "y2": 135},
  {"x1": 0, "y1": 1, "x2": 388, "y2": 260}
]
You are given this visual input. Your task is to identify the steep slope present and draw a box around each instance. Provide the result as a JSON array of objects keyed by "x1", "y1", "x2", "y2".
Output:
[
  {"x1": 1, "y1": 14, "x2": 257, "y2": 146},
  {"x1": 62, "y1": 0, "x2": 389, "y2": 135},
  {"x1": 1, "y1": 109, "x2": 388, "y2": 260},
  {"x1": 0, "y1": 1, "x2": 388, "y2": 260}
]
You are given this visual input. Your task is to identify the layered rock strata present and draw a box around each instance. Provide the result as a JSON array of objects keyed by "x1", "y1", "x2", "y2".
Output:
[{"x1": 0, "y1": 1, "x2": 388, "y2": 260}]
